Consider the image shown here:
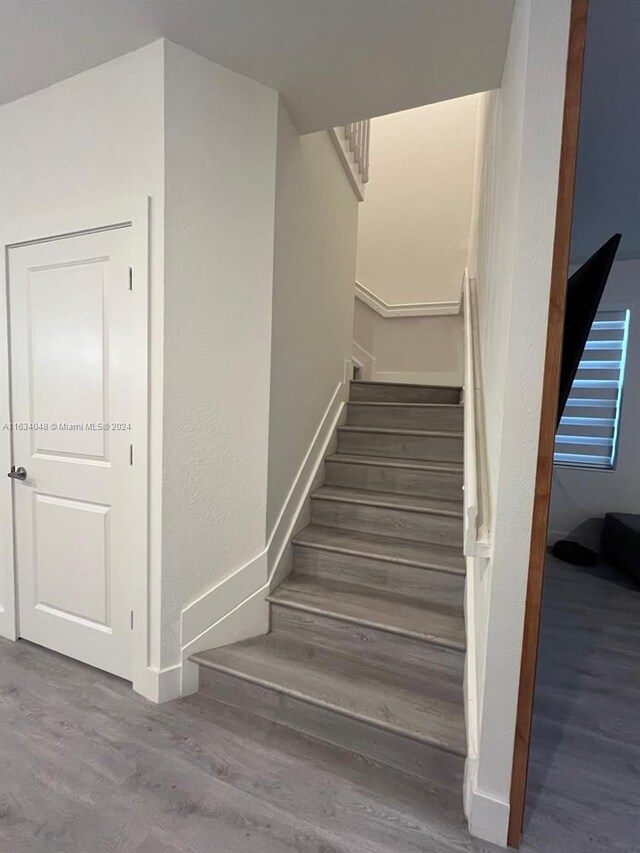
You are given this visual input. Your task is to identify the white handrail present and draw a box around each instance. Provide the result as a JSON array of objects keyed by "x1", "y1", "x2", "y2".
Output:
[{"x1": 462, "y1": 269, "x2": 490, "y2": 557}]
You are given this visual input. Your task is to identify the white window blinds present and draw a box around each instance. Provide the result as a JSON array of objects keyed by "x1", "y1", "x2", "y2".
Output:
[{"x1": 554, "y1": 309, "x2": 631, "y2": 469}]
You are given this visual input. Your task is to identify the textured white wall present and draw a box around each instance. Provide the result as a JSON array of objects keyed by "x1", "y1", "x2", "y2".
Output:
[
  {"x1": 549, "y1": 260, "x2": 640, "y2": 547},
  {"x1": 266, "y1": 102, "x2": 359, "y2": 532},
  {"x1": 0, "y1": 42, "x2": 166, "y2": 658},
  {"x1": 467, "y1": 0, "x2": 571, "y2": 844},
  {"x1": 162, "y1": 42, "x2": 279, "y2": 668},
  {"x1": 357, "y1": 95, "x2": 483, "y2": 305}
]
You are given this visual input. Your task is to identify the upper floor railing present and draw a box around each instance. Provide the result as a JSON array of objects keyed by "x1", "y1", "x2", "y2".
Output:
[{"x1": 344, "y1": 120, "x2": 370, "y2": 184}]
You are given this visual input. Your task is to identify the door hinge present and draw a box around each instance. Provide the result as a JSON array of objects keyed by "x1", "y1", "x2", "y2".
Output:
[
  {"x1": 130, "y1": 610, "x2": 134, "y2": 630},
  {"x1": 128, "y1": 266, "x2": 133, "y2": 291},
  {"x1": 129, "y1": 444, "x2": 134, "y2": 466}
]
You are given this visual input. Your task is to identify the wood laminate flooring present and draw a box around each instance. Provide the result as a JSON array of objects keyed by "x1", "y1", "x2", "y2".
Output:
[
  {"x1": 0, "y1": 553, "x2": 637, "y2": 852},
  {"x1": 522, "y1": 553, "x2": 640, "y2": 852},
  {"x1": 0, "y1": 637, "x2": 491, "y2": 853}
]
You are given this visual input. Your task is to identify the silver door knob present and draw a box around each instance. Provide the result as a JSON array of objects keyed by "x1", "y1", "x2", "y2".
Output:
[{"x1": 7, "y1": 466, "x2": 27, "y2": 481}]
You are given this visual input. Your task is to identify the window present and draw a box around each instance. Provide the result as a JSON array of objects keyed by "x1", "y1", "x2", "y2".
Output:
[{"x1": 554, "y1": 308, "x2": 631, "y2": 470}]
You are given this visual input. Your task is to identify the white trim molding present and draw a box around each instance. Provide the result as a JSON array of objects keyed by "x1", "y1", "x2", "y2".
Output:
[
  {"x1": 134, "y1": 662, "x2": 187, "y2": 705},
  {"x1": 266, "y1": 379, "x2": 348, "y2": 588},
  {"x1": 355, "y1": 280, "x2": 462, "y2": 318},
  {"x1": 181, "y1": 575, "x2": 270, "y2": 674},
  {"x1": 351, "y1": 341, "x2": 376, "y2": 380},
  {"x1": 177, "y1": 379, "x2": 348, "y2": 699},
  {"x1": 181, "y1": 551, "x2": 269, "y2": 654},
  {"x1": 466, "y1": 779, "x2": 510, "y2": 848}
]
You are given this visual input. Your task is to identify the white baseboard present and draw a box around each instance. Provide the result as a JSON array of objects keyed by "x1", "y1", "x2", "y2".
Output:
[
  {"x1": 0, "y1": 606, "x2": 17, "y2": 642},
  {"x1": 374, "y1": 369, "x2": 463, "y2": 387},
  {"x1": 181, "y1": 659, "x2": 200, "y2": 698},
  {"x1": 181, "y1": 550, "x2": 268, "y2": 650},
  {"x1": 134, "y1": 663, "x2": 183, "y2": 704},
  {"x1": 176, "y1": 379, "x2": 348, "y2": 699},
  {"x1": 182, "y1": 583, "x2": 269, "y2": 663},
  {"x1": 266, "y1": 379, "x2": 348, "y2": 588},
  {"x1": 137, "y1": 550, "x2": 268, "y2": 703},
  {"x1": 463, "y1": 756, "x2": 478, "y2": 819},
  {"x1": 463, "y1": 556, "x2": 479, "y2": 804},
  {"x1": 351, "y1": 340, "x2": 375, "y2": 380},
  {"x1": 467, "y1": 784, "x2": 510, "y2": 848},
  {"x1": 177, "y1": 551, "x2": 269, "y2": 685}
]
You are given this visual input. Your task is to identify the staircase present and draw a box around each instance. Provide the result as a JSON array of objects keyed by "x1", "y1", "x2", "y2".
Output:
[{"x1": 191, "y1": 380, "x2": 466, "y2": 785}]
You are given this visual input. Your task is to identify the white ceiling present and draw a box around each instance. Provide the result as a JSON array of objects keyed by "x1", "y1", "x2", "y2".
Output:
[
  {"x1": 571, "y1": 0, "x2": 640, "y2": 263},
  {"x1": 0, "y1": 0, "x2": 514, "y2": 132}
]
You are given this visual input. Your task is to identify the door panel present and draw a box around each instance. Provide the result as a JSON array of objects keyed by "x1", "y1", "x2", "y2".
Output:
[
  {"x1": 33, "y1": 494, "x2": 110, "y2": 629},
  {"x1": 8, "y1": 227, "x2": 134, "y2": 680},
  {"x1": 29, "y1": 260, "x2": 109, "y2": 460}
]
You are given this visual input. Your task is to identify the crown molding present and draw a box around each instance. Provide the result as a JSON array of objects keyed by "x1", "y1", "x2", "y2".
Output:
[{"x1": 355, "y1": 280, "x2": 462, "y2": 318}]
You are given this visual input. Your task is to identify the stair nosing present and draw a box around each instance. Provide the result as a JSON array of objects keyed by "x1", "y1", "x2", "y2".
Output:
[
  {"x1": 338, "y1": 425, "x2": 463, "y2": 438},
  {"x1": 191, "y1": 652, "x2": 466, "y2": 757},
  {"x1": 292, "y1": 527, "x2": 465, "y2": 575},
  {"x1": 266, "y1": 592, "x2": 466, "y2": 653},
  {"x1": 311, "y1": 487, "x2": 463, "y2": 518},
  {"x1": 326, "y1": 453, "x2": 463, "y2": 474}
]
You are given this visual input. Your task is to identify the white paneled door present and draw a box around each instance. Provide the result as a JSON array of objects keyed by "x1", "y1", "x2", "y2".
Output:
[{"x1": 8, "y1": 227, "x2": 135, "y2": 680}]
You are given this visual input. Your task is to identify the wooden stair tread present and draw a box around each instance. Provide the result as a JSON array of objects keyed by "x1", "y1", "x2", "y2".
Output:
[
  {"x1": 293, "y1": 524, "x2": 465, "y2": 574},
  {"x1": 327, "y1": 453, "x2": 463, "y2": 474},
  {"x1": 312, "y1": 485, "x2": 463, "y2": 515},
  {"x1": 192, "y1": 376, "x2": 468, "y2": 772},
  {"x1": 268, "y1": 574, "x2": 465, "y2": 650},
  {"x1": 339, "y1": 425, "x2": 463, "y2": 438},
  {"x1": 191, "y1": 633, "x2": 466, "y2": 755}
]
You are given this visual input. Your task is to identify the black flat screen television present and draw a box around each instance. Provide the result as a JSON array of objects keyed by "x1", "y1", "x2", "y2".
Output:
[{"x1": 557, "y1": 233, "x2": 622, "y2": 427}]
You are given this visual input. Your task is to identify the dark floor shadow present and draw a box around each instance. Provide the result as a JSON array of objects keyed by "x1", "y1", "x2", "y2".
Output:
[{"x1": 523, "y1": 549, "x2": 640, "y2": 827}]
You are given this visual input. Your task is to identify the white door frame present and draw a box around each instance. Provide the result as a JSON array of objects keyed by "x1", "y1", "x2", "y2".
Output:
[{"x1": 0, "y1": 196, "x2": 151, "y2": 697}]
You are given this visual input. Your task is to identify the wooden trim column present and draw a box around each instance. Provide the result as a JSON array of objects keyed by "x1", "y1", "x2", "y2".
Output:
[{"x1": 507, "y1": 0, "x2": 589, "y2": 846}]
